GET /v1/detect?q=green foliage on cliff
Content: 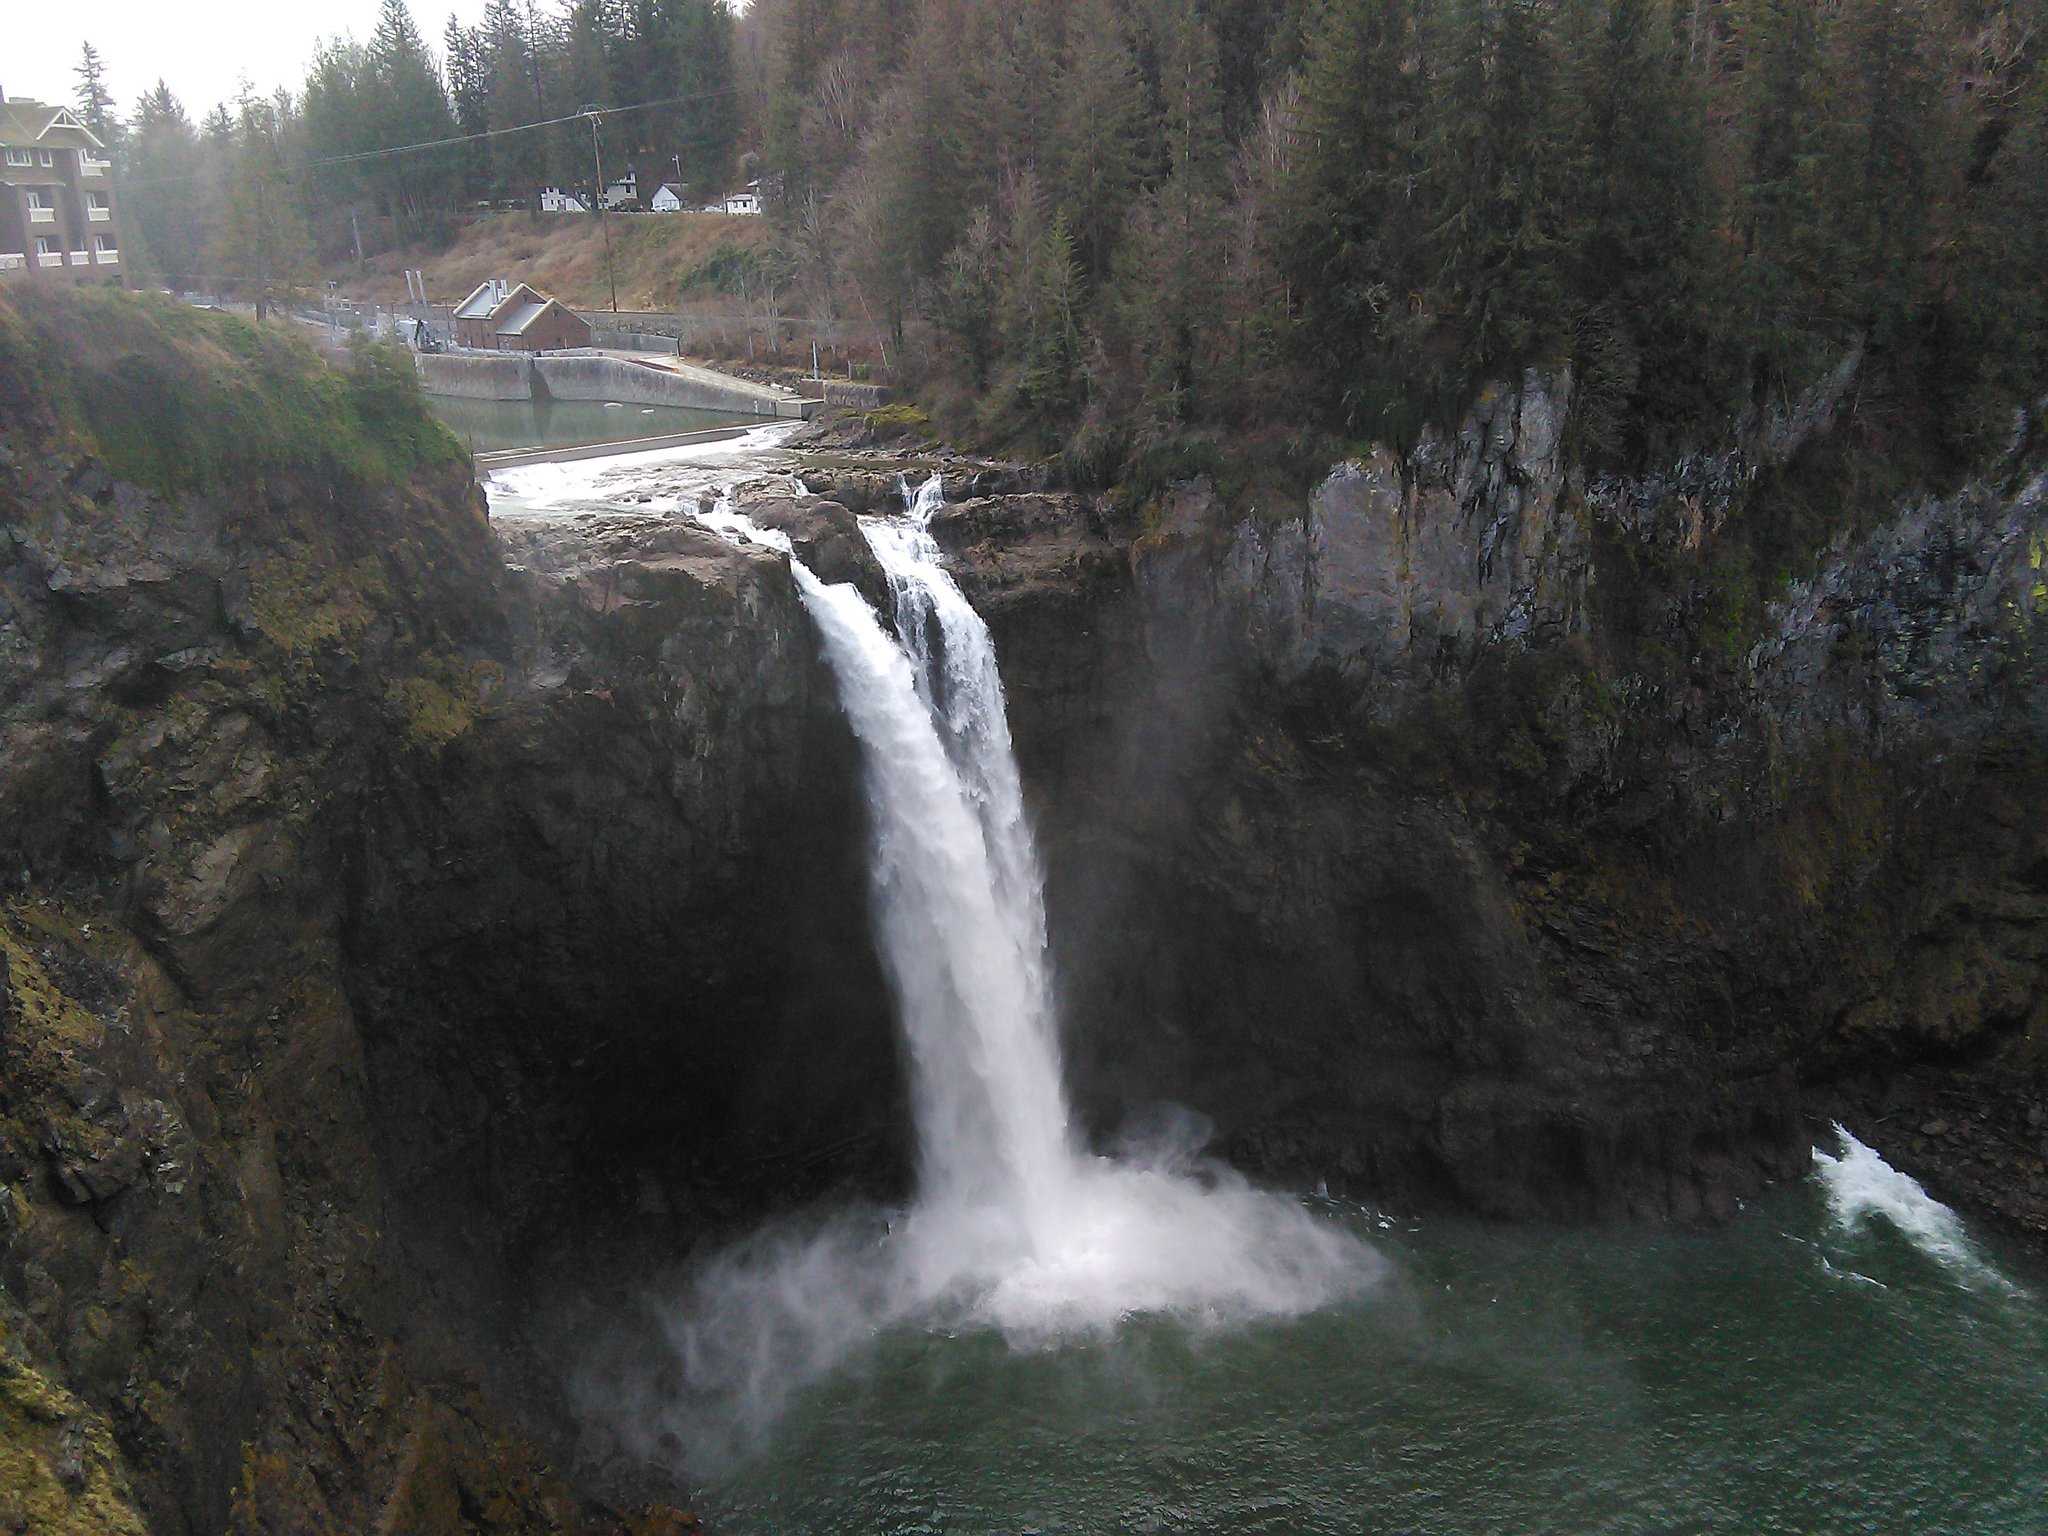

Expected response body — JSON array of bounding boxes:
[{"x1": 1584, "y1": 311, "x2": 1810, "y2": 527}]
[{"x1": 0, "y1": 288, "x2": 464, "y2": 496}]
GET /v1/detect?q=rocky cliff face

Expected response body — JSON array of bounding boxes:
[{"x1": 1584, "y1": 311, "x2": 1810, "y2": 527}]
[
  {"x1": 927, "y1": 372, "x2": 2048, "y2": 1242},
  {"x1": 0, "y1": 299, "x2": 896, "y2": 1534},
  {"x1": 4, "y1": 291, "x2": 2045, "y2": 1536}
]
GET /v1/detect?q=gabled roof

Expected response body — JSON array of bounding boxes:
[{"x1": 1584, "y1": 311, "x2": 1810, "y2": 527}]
[
  {"x1": 0, "y1": 100, "x2": 105, "y2": 152},
  {"x1": 495, "y1": 300, "x2": 552, "y2": 336},
  {"x1": 455, "y1": 279, "x2": 513, "y2": 320}
]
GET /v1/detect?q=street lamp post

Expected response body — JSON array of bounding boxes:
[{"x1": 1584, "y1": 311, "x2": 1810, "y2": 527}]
[{"x1": 582, "y1": 105, "x2": 618, "y2": 314}]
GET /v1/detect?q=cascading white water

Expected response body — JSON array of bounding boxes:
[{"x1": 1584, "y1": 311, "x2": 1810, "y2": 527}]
[
  {"x1": 797, "y1": 474, "x2": 1071, "y2": 1252},
  {"x1": 772, "y1": 476, "x2": 1374, "y2": 1327},
  {"x1": 575, "y1": 471, "x2": 1379, "y2": 1464}
]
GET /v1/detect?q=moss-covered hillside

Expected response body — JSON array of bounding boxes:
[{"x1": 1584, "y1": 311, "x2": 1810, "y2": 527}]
[{"x1": 0, "y1": 287, "x2": 465, "y2": 495}]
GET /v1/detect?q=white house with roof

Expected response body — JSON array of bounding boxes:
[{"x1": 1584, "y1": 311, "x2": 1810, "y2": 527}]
[
  {"x1": 539, "y1": 185, "x2": 588, "y2": 213},
  {"x1": 601, "y1": 172, "x2": 638, "y2": 210},
  {"x1": 649, "y1": 183, "x2": 687, "y2": 213}
]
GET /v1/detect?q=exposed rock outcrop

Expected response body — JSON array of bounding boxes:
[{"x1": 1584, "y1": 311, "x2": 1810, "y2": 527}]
[{"x1": 1213, "y1": 371, "x2": 1587, "y2": 692}]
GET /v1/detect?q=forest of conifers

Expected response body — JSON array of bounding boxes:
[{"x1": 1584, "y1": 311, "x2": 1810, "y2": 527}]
[{"x1": 83, "y1": 0, "x2": 2048, "y2": 467}]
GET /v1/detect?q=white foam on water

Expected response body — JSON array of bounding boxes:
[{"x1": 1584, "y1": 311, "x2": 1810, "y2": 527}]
[
  {"x1": 1812, "y1": 1123, "x2": 2021, "y2": 1294},
  {"x1": 585, "y1": 475, "x2": 1380, "y2": 1467},
  {"x1": 482, "y1": 419, "x2": 802, "y2": 520}
]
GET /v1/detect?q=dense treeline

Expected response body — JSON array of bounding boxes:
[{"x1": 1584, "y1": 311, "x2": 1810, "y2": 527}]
[
  {"x1": 99, "y1": 0, "x2": 740, "y2": 289},
  {"x1": 749, "y1": 0, "x2": 2048, "y2": 465},
  {"x1": 73, "y1": 0, "x2": 2048, "y2": 466}
]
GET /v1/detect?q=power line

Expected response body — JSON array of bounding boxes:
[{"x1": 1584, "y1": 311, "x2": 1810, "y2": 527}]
[{"x1": 119, "y1": 88, "x2": 740, "y2": 190}]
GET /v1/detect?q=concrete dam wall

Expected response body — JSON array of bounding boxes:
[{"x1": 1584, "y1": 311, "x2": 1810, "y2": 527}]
[
  {"x1": 417, "y1": 350, "x2": 813, "y2": 418},
  {"x1": 417, "y1": 352, "x2": 533, "y2": 400}
]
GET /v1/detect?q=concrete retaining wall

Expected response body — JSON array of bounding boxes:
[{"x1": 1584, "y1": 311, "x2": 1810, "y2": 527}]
[
  {"x1": 417, "y1": 353, "x2": 533, "y2": 400},
  {"x1": 534, "y1": 354, "x2": 795, "y2": 417},
  {"x1": 415, "y1": 349, "x2": 815, "y2": 417},
  {"x1": 590, "y1": 330, "x2": 682, "y2": 354},
  {"x1": 822, "y1": 381, "x2": 893, "y2": 409}
]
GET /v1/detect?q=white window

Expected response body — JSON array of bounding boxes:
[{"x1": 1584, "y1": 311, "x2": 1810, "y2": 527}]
[
  {"x1": 25, "y1": 191, "x2": 47, "y2": 209},
  {"x1": 37, "y1": 150, "x2": 53, "y2": 167},
  {"x1": 35, "y1": 236, "x2": 56, "y2": 255},
  {"x1": 93, "y1": 234, "x2": 115, "y2": 253},
  {"x1": 4, "y1": 149, "x2": 31, "y2": 167}
]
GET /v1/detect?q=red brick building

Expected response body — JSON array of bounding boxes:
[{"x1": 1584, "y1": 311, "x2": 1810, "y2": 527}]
[{"x1": 451, "y1": 280, "x2": 592, "y2": 352}]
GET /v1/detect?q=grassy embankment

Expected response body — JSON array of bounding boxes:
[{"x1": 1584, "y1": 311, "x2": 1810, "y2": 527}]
[{"x1": 0, "y1": 286, "x2": 465, "y2": 496}]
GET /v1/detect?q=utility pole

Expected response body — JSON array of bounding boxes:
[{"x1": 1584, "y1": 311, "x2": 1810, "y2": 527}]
[{"x1": 583, "y1": 105, "x2": 617, "y2": 314}]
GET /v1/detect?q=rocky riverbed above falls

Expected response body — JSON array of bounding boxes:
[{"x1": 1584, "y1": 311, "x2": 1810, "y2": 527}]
[{"x1": 2, "y1": 289, "x2": 2045, "y2": 1534}]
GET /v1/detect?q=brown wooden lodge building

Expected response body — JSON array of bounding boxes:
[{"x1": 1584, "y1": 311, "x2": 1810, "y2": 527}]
[{"x1": 0, "y1": 98, "x2": 122, "y2": 286}]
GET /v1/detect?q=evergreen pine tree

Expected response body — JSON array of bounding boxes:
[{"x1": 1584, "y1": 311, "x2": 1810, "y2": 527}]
[
  {"x1": 214, "y1": 98, "x2": 314, "y2": 314},
  {"x1": 1051, "y1": 0, "x2": 1146, "y2": 280},
  {"x1": 74, "y1": 43, "x2": 120, "y2": 146},
  {"x1": 123, "y1": 83, "x2": 207, "y2": 284},
  {"x1": 1557, "y1": 0, "x2": 1726, "y2": 443},
  {"x1": 1277, "y1": 0, "x2": 1433, "y2": 437},
  {"x1": 1728, "y1": 0, "x2": 1830, "y2": 401},
  {"x1": 1114, "y1": 0, "x2": 1231, "y2": 419},
  {"x1": 1424, "y1": 0, "x2": 1567, "y2": 394}
]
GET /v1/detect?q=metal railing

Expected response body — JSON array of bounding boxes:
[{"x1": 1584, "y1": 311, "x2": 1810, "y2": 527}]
[
  {"x1": 37, "y1": 252, "x2": 61, "y2": 268},
  {"x1": 0, "y1": 253, "x2": 23, "y2": 272},
  {"x1": 87, "y1": 207, "x2": 110, "y2": 222},
  {"x1": 95, "y1": 250, "x2": 118, "y2": 265},
  {"x1": 81, "y1": 158, "x2": 109, "y2": 177},
  {"x1": 67, "y1": 251, "x2": 88, "y2": 266},
  {"x1": 27, "y1": 207, "x2": 54, "y2": 224}
]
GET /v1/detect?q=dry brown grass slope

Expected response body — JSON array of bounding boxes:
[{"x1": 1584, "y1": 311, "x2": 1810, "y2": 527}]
[{"x1": 340, "y1": 210, "x2": 772, "y2": 312}]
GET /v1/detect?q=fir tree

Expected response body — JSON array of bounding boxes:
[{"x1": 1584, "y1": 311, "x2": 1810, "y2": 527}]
[
  {"x1": 1277, "y1": 0, "x2": 1433, "y2": 437},
  {"x1": 1729, "y1": 0, "x2": 1830, "y2": 401},
  {"x1": 1052, "y1": 0, "x2": 1146, "y2": 280},
  {"x1": 214, "y1": 98, "x2": 314, "y2": 315},
  {"x1": 1424, "y1": 0, "x2": 1567, "y2": 393},
  {"x1": 74, "y1": 43, "x2": 120, "y2": 146}
]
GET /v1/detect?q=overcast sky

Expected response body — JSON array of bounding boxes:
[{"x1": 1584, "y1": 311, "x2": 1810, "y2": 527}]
[{"x1": 9, "y1": 1, "x2": 495, "y2": 126}]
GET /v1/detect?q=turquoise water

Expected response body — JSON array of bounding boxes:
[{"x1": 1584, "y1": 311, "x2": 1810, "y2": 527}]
[
  {"x1": 685, "y1": 1175, "x2": 2047, "y2": 1535},
  {"x1": 427, "y1": 395, "x2": 748, "y2": 453}
]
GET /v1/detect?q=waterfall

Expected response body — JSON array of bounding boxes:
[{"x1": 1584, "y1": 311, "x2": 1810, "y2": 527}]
[
  {"x1": 583, "y1": 473, "x2": 1379, "y2": 1463},
  {"x1": 775, "y1": 475, "x2": 1374, "y2": 1329},
  {"x1": 788, "y1": 475, "x2": 1070, "y2": 1248}
]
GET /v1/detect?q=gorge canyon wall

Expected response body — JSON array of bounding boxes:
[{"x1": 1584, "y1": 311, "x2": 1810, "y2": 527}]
[{"x1": 2, "y1": 293, "x2": 2045, "y2": 1533}]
